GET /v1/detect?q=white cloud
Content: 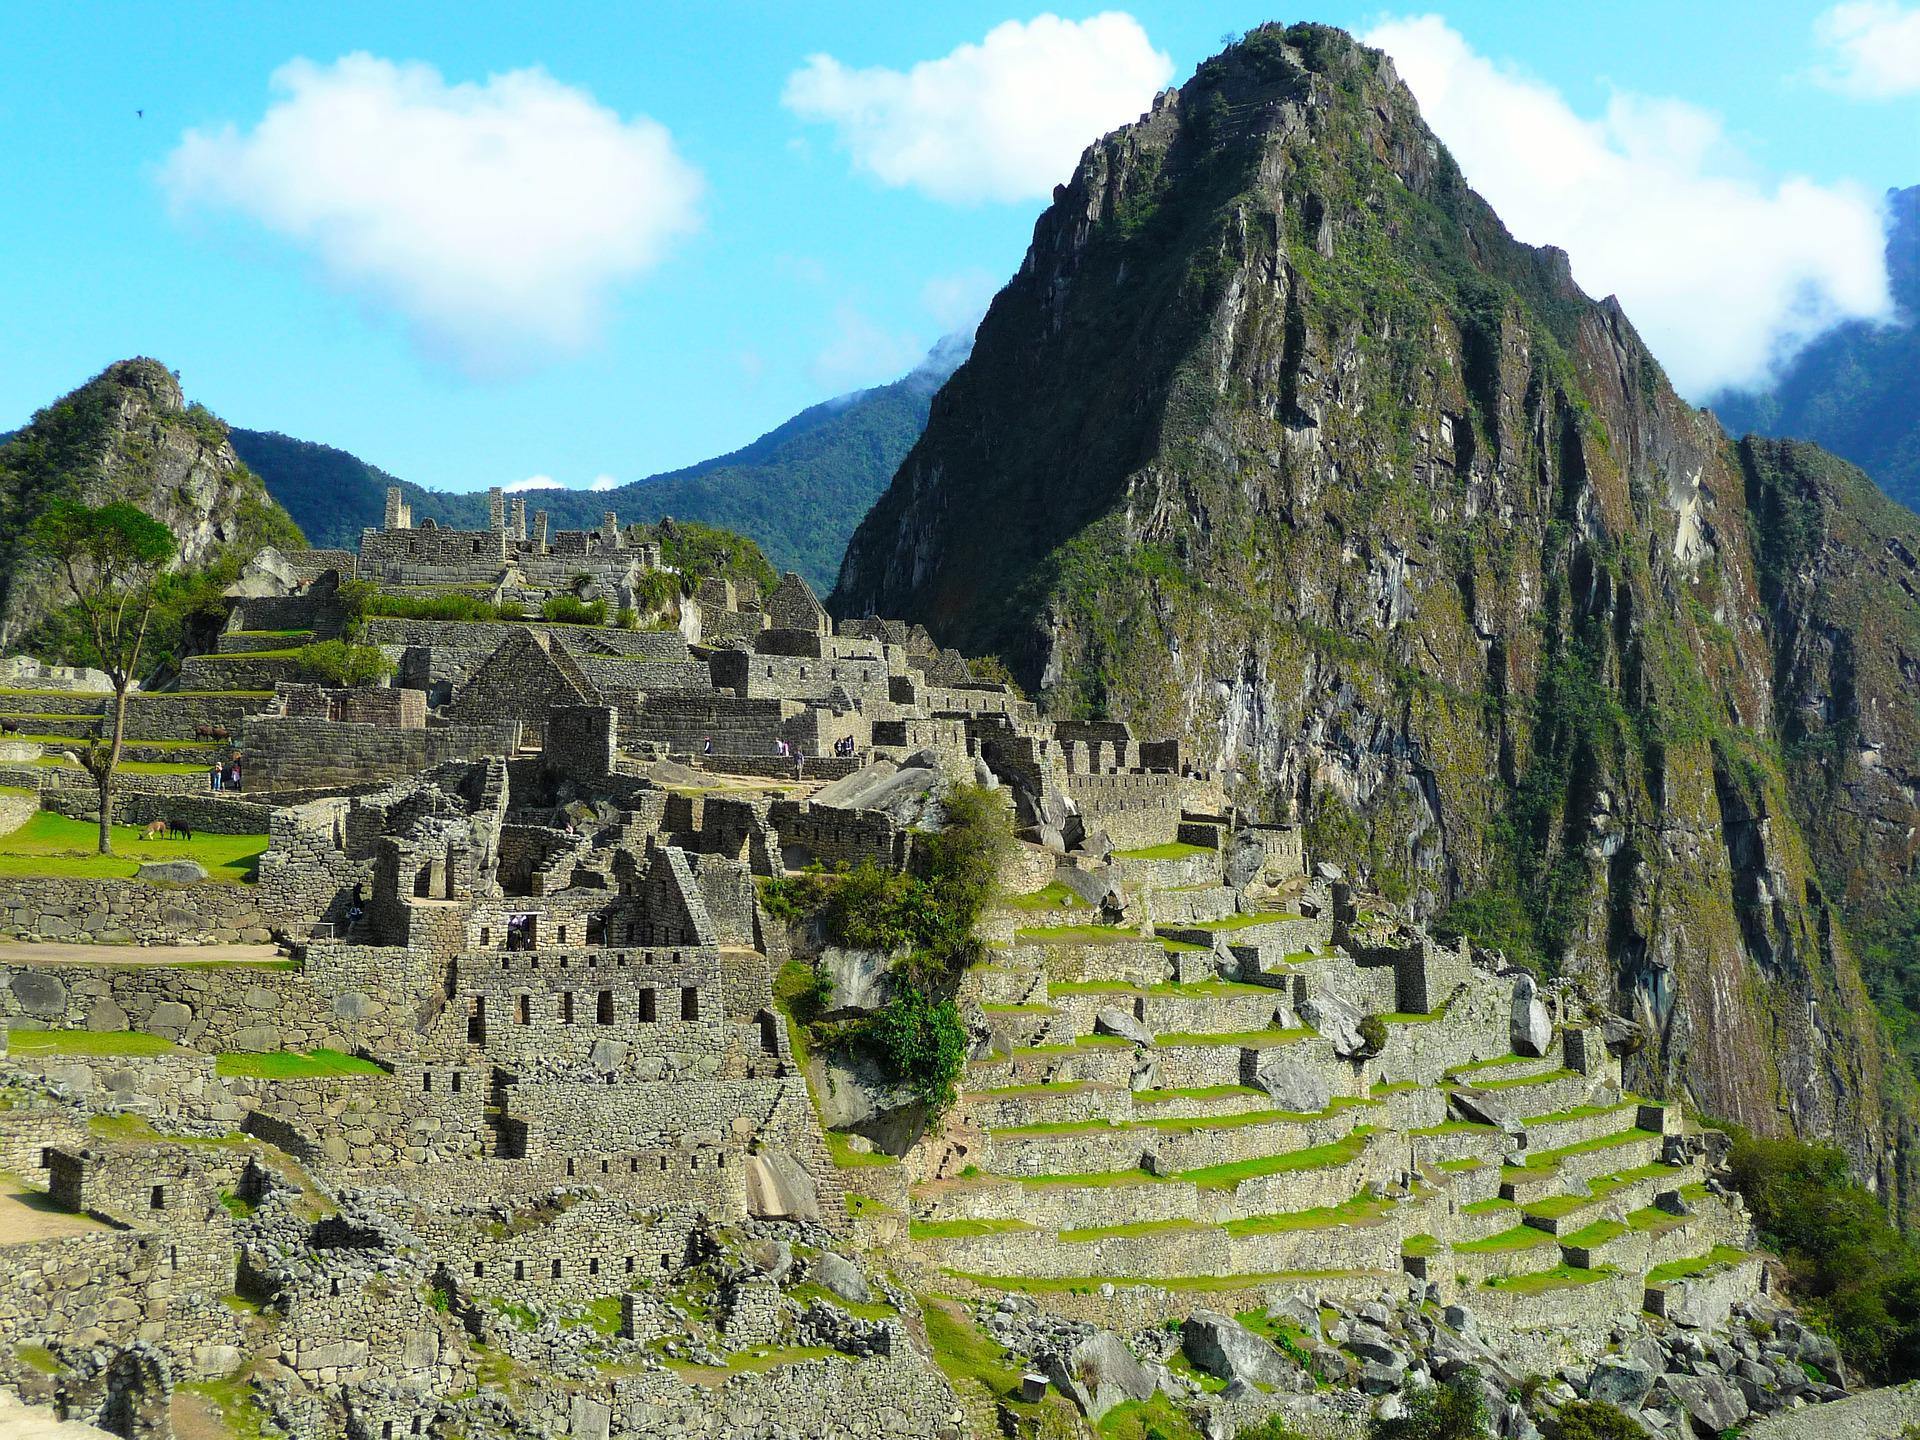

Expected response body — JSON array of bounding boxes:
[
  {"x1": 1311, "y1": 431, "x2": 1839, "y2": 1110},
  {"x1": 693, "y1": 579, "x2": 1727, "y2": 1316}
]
[
  {"x1": 1814, "y1": 2, "x2": 1920, "y2": 97},
  {"x1": 505, "y1": 475, "x2": 564, "y2": 493},
  {"x1": 783, "y1": 13, "x2": 1173, "y2": 204},
  {"x1": 1365, "y1": 16, "x2": 1892, "y2": 397},
  {"x1": 922, "y1": 267, "x2": 1001, "y2": 330},
  {"x1": 588, "y1": 474, "x2": 619, "y2": 492},
  {"x1": 162, "y1": 54, "x2": 703, "y2": 373},
  {"x1": 812, "y1": 306, "x2": 925, "y2": 391}
]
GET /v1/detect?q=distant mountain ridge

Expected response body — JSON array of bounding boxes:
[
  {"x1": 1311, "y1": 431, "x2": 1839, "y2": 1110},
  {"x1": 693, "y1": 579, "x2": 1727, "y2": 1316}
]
[
  {"x1": 231, "y1": 334, "x2": 971, "y2": 590},
  {"x1": 1713, "y1": 185, "x2": 1920, "y2": 510}
]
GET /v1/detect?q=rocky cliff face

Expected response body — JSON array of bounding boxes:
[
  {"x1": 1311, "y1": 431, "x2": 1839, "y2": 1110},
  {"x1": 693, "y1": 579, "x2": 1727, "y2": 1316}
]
[
  {"x1": 0, "y1": 359, "x2": 290, "y2": 646},
  {"x1": 834, "y1": 25, "x2": 1920, "y2": 1210}
]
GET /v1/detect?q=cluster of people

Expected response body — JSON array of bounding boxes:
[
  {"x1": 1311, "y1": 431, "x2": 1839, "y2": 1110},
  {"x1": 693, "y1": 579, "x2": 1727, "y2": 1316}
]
[
  {"x1": 207, "y1": 756, "x2": 243, "y2": 792},
  {"x1": 831, "y1": 734, "x2": 857, "y2": 757}
]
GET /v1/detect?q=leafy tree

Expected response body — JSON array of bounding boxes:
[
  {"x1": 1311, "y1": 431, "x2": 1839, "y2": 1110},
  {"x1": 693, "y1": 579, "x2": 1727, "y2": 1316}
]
[
  {"x1": 293, "y1": 640, "x2": 397, "y2": 688},
  {"x1": 1368, "y1": 1369, "x2": 1489, "y2": 1440},
  {"x1": 859, "y1": 982, "x2": 966, "y2": 1115},
  {"x1": 27, "y1": 500, "x2": 176, "y2": 853}
]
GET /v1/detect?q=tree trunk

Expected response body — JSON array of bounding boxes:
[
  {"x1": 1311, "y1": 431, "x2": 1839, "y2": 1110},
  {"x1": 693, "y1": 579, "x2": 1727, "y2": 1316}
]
[{"x1": 96, "y1": 681, "x2": 131, "y2": 855}]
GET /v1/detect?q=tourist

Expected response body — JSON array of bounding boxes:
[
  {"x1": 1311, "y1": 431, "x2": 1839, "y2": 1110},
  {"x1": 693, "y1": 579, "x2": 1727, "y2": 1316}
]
[
  {"x1": 227, "y1": 757, "x2": 242, "y2": 791},
  {"x1": 208, "y1": 762, "x2": 222, "y2": 792},
  {"x1": 345, "y1": 883, "x2": 364, "y2": 932},
  {"x1": 702, "y1": 736, "x2": 712, "y2": 756}
]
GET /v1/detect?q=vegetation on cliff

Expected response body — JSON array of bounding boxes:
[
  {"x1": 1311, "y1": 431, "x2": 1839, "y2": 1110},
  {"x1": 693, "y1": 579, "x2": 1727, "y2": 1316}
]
[{"x1": 832, "y1": 22, "x2": 1920, "y2": 1213}]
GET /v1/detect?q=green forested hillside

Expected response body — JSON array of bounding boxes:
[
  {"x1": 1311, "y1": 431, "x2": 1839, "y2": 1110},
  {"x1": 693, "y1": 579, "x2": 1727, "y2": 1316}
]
[
  {"x1": 1714, "y1": 185, "x2": 1920, "y2": 511},
  {"x1": 232, "y1": 334, "x2": 967, "y2": 590}
]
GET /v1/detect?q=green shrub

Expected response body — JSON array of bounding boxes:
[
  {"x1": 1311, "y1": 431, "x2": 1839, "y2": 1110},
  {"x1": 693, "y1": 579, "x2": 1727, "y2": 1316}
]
[
  {"x1": 1357, "y1": 1013, "x2": 1389, "y2": 1055},
  {"x1": 539, "y1": 595, "x2": 607, "y2": 626},
  {"x1": 614, "y1": 605, "x2": 638, "y2": 630},
  {"x1": 294, "y1": 640, "x2": 397, "y2": 688},
  {"x1": 857, "y1": 982, "x2": 966, "y2": 1116},
  {"x1": 1545, "y1": 1400, "x2": 1641, "y2": 1440},
  {"x1": 1234, "y1": 1415, "x2": 1316, "y2": 1440},
  {"x1": 1368, "y1": 1367, "x2": 1488, "y2": 1439}
]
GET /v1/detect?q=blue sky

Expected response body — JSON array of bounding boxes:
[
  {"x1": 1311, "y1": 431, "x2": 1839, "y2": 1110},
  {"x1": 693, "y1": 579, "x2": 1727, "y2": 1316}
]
[{"x1": 1, "y1": 3, "x2": 1916, "y2": 497}]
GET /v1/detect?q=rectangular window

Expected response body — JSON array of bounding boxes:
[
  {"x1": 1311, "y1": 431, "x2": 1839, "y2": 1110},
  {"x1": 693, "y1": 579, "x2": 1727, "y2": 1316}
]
[
  {"x1": 637, "y1": 988, "x2": 654, "y2": 1023},
  {"x1": 149, "y1": 1186, "x2": 165, "y2": 1210},
  {"x1": 598, "y1": 990, "x2": 614, "y2": 1024},
  {"x1": 516, "y1": 994, "x2": 531, "y2": 1026},
  {"x1": 451, "y1": 1072, "x2": 463, "y2": 1094},
  {"x1": 422, "y1": 1072, "x2": 433, "y2": 1093},
  {"x1": 562, "y1": 991, "x2": 575, "y2": 1024},
  {"x1": 681, "y1": 987, "x2": 699, "y2": 1022},
  {"x1": 557, "y1": 924, "x2": 567, "y2": 945},
  {"x1": 551, "y1": 1259, "x2": 562, "y2": 1279}
]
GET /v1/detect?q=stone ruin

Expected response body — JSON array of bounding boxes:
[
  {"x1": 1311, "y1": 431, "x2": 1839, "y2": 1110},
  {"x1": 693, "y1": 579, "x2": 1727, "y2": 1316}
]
[{"x1": 0, "y1": 519, "x2": 1877, "y2": 1439}]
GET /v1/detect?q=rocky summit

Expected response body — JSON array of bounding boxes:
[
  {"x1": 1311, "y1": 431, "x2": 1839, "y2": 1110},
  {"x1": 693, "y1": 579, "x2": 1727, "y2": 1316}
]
[
  {"x1": 1, "y1": 17, "x2": 1919, "y2": 1440},
  {"x1": 834, "y1": 23, "x2": 1920, "y2": 1221}
]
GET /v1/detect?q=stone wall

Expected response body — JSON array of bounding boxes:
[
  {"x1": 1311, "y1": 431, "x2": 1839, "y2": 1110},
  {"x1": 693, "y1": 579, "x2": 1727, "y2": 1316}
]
[
  {"x1": 455, "y1": 947, "x2": 728, "y2": 1071},
  {"x1": 40, "y1": 786, "x2": 274, "y2": 834},
  {"x1": 241, "y1": 716, "x2": 517, "y2": 793},
  {"x1": 0, "y1": 877, "x2": 275, "y2": 945}
]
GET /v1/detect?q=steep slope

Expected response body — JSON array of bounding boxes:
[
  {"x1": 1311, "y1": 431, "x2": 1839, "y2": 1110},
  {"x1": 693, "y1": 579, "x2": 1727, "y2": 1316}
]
[
  {"x1": 1714, "y1": 186, "x2": 1920, "y2": 510},
  {"x1": 0, "y1": 359, "x2": 298, "y2": 646},
  {"x1": 835, "y1": 24, "x2": 1920, "y2": 1208},
  {"x1": 235, "y1": 334, "x2": 968, "y2": 591}
]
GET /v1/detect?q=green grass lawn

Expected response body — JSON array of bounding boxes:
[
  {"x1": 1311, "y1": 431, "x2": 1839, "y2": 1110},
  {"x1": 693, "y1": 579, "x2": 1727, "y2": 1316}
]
[
  {"x1": 1560, "y1": 1219, "x2": 1628, "y2": 1250},
  {"x1": 1222, "y1": 1192, "x2": 1391, "y2": 1235},
  {"x1": 214, "y1": 1049, "x2": 386, "y2": 1079},
  {"x1": 824, "y1": 1130, "x2": 898, "y2": 1168},
  {"x1": 32, "y1": 756, "x2": 210, "y2": 775},
  {"x1": 1503, "y1": 1128, "x2": 1663, "y2": 1180},
  {"x1": 1112, "y1": 841, "x2": 1216, "y2": 860},
  {"x1": 1454, "y1": 1223, "x2": 1557, "y2": 1254},
  {"x1": 0, "y1": 811, "x2": 267, "y2": 884},
  {"x1": 1132, "y1": 1084, "x2": 1267, "y2": 1104},
  {"x1": 9, "y1": 1029, "x2": 184, "y2": 1057},
  {"x1": 1469, "y1": 1066, "x2": 1577, "y2": 1091},
  {"x1": 1059, "y1": 1217, "x2": 1203, "y2": 1242},
  {"x1": 910, "y1": 1217, "x2": 1032, "y2": 1239}
]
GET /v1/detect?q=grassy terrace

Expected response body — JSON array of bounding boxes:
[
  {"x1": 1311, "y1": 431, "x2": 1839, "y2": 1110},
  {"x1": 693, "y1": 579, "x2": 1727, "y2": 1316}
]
[
  {"x1": 10, "y1": 1029, "x2": 184, "y2": 1058},
  {"x1": 993, "y1": 1096, "x2": 1375, "y2": 1138},
  {"x1": 1014, "y1": 925, "x2": 1142, "y2": 945},
  {"x1": 32, "y1": 757, "x2": 211, "y2": 776},
  {"x1": 1059, "y1": 1217, "x2": 1202, "y2": 1242},
  {"x1": 1048, "y1": 979, "x2": 1285, "y2": 998},
  {"x1": 1154, "y1": 1026, "x2": 1314, "y2": 1048},
  {"x1": 1221, "y1": 1192, "x2": 1392, "y2": 1235},
  {"x1": 1522, "y1": 1163, "x2": 1678, "y2": 1220},
  {"x1": 1485, "y1": 1263, "x2": 1613, "y2": 1295},
  {"x1": 214, "y1": 1049, "x2": 386, "y2": 1079},
  {"x1": 1111, "y1": 841, "x2": 1216, "y2": 860},
  {"x1": 1001, "y1": 882, "x2": 1083, "y2": 911},
  {"x1": 1446, "y1": 1054, "x2": 1539, "y2": 1078},
  {"x1": 1174, "y1": 911, "x2": 1302, "y2": 932},
  {"x1": 1468, "y1": 1066, "x2": 1577, "y2": 1091},
  {"x1": 1180, "y1": 1127, "x2": 1375, "y2": 1188},
  {"x1": 1455, "y1": 1223, "x2": 1557, "y2": 1254},
  {"x1": 1133, "y1": 1084, "x2": 1265, "y2": 1105},
  {"x1": 1647, "y1": 1246, "x2": 1749, "y2": 1284},
  {"x1": 941, "y1": 1268, "x2": 1369, "y2": 1295},
  {"x1": 1502, "y1": 1128, "x2": 1663, "y2": 1180},
  {"x1": 0, "y1": 813, "x2": 267, "y2": 884},
  {"x1": 910, "y1": 1218, "x2": 1033, "y2": 1239}
]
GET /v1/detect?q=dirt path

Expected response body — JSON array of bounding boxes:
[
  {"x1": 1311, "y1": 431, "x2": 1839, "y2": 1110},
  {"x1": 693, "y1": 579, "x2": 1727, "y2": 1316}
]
[
  {"x1": 0, "y1": 1392, "x2": 115, "y2": 1439},
  {"x1": 0, "y1": 1176, "x2": 106, "y2": 1246},
  {"x1": 0, "y1": 942, "x2": 285, "y2": 967}
]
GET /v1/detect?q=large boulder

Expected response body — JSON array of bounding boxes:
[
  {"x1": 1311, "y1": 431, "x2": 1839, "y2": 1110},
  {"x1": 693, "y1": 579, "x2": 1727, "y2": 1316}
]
[
  {"x1": 743, "y1": 1150, "x2": 820, "y2": 1223},
  {"x1": 810, "y1": 1251, "x2": 871, "y2": 1304},
  {"x1": 222, "y1": 546, "x2": 302, "y2": 598},
  {"x1": 1511, "y1": 973, "x2": 1552, "y2": 1057},
  {"x1": 1587, "y1": 1358, "x2": 1656, "y2": 1409},
  {"x1": 812, "y1": 1047, "x2": 924, "y2": 1150},
  {"x1": 10, "y1": 972, "x2": 68, "y2": 1020},
  {"x1": 1656, "y1": 1373, "x2": 1748, "y2": 1433},
  {"x1": 1046, "y1": 1330, "x2": 1155, "y2": 1422},
  {"x1": 1253, "y1": 1052, "x2": 1331, "y2": 1114},
  {"x1": 1094, "y1": 1007, "x2": 1155, "y2": 1047},
  {"x1": 811, "y1": 756, "x2": 944, "y2": 827},
  {"x1": 1181, "y1": 1312, "x2": 1293, "y2": 1388},
  {"x1": 1300, "y1": 989, "x2": 1367, "y2": 1058},
  {"x1": 817, "y1": 947, "x2": 894, "y2": 1016}
]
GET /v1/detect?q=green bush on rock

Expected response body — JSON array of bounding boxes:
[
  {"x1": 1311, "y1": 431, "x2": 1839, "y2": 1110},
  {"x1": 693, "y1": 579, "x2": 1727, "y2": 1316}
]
[{"x1": 294, "y1": 639, "x2": 397, "y2": 688}]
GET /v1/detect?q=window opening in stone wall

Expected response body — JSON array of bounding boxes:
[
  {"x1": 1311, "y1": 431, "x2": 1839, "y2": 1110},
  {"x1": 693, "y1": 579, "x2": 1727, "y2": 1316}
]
[
  {"x1": 474, "y1": 1262, "x2": 484, "y2": 1278},
  {"x1": 551, "y1": 1259, "x2": 562, "y2": 1278},
  {"x1": 516, "y1": 994, "x2": 530, "y2": 1026},
  {"x1": 515, "y1": 1261, "x2": 524, "y2": 1280},
  {"x1": 469, "y1": 997, "x2": 486, "y2": 1045},
  {"x1": 637, "y1": 988, "x2": 654, "y2": 1022},
  {"x1": 562, "y1": 991, "x2": 575, "y2": 1024},
  {"x1": 422, "y1": 1072, "x2": 432, "y2": 1093},
  {"x1": 681, "y1": 987, "x2": 699, "y2": 1021},
  {"x1": 149, "y1": 1186, "x2": 165, "y2": 1209},
  {"x1": 451, "y1": 1071, "x2": 462, "y2": 1093},
  {"x1": 557, "y1": 924, "x2": 566, "y2": 945},
  {"x1": 598, "y1": 990, "x2": 614, "y2": 1024},
  {"x1": 481, "y1": 927, "x2": 490, "y2": 947},
  {"x1": 589, "y1": 1258, "x2": 600, "y2": 1275}
]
